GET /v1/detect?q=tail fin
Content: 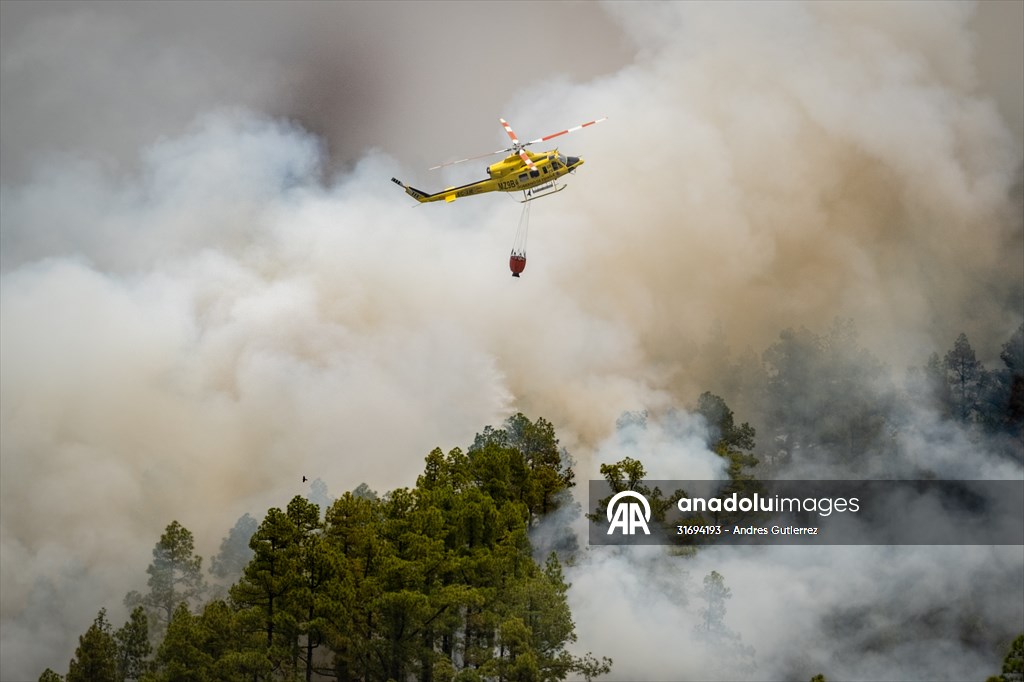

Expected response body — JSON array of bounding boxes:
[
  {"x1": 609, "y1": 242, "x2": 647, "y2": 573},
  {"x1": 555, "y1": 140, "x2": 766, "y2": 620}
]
[{"x1": 391, "y1": 177, "x2": 437, "y2": 203}]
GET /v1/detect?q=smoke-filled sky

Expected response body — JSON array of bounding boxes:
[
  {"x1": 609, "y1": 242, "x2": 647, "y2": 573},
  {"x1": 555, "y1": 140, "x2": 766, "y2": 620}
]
[{"x1": 1, "y1": 2, "x2": 1022, "y2": 680}]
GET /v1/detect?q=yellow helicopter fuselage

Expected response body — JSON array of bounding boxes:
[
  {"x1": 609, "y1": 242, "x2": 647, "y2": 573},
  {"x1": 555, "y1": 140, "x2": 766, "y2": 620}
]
[{"x1": 391, "y1": 150, "x2": 583, "y2": 204}]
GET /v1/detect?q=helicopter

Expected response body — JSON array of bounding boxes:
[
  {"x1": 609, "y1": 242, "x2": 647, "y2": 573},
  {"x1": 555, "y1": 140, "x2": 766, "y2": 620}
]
[{"x1": 391, "y1": 116, "x2": 606, "y2": 204}]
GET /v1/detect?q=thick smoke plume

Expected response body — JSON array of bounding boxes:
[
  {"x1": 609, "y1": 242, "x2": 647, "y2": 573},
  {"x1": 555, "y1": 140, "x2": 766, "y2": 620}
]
[{"x1": 1, "y1": 2, "x2": 1021, "y2": 680}]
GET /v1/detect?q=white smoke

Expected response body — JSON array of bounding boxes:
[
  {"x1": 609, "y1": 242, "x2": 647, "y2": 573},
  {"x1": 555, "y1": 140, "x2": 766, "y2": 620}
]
[{"x1": 564, "y1": 409, "x2": 1023, "y2": 681}]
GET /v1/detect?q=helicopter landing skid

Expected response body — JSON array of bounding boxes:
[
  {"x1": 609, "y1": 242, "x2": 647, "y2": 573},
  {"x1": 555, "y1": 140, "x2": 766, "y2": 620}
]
[{"x1": 520, "y1": 182, "x2": 566, "y2": 203}]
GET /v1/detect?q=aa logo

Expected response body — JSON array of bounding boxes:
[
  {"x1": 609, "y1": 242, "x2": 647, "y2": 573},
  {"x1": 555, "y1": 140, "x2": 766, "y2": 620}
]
[{"x1": 606, "y1": 490, "x2": 652, "y2": 535}]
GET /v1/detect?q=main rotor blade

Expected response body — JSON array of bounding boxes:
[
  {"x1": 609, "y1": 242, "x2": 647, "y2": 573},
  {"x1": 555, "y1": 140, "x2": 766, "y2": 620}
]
[
  {"x1": 519, "y1": 149, "x2": 537, "y2": 172},
  {"x1": 500, "y1": 118, "x2": 521, "y2": 149},
  {"x1": 428, "y1": 147, "x2": 510, "y2": 171},
  {"x1": 428, "y1": 115, "x2": 605, "y2": 171},
  {"x1": 523, "y1": 116, "x2": 608, "y2": 147}
]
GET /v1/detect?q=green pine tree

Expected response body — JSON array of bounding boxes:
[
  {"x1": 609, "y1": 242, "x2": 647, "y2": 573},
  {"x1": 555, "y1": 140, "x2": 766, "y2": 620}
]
[
  {"x1": 114, "y1": 605, "x2": 152, "y2": 681},
  {"x1": 66, "y1": 609, "x2": 118, "y2": 682},
  {"x1": 127, "y1": 521, "x2": 206, "y2": 634},
  {"x1": 229, "y1": 507, "x2": 301, "y2": 673}
]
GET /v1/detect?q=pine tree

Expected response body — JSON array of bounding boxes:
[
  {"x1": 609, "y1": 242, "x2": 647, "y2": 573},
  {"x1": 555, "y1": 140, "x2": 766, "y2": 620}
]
[
  {"x1": 114, "y1": 605, "x2": 152, "y2": 681},
  {"x1": 321, "y1": 490, "x2": 387, "y2": 680},
  {"x1": 1002, "y1": 633, "x2": 1023, "y2": 681},
  {"x1": 696, "y1": 392, "x2": 758, "y2": 478},
  {"x1": 210, "y1": 513, "x2": 258, "y2": 590},
  {"x1": 987, "y1": 324, "x2": 1024, "y2": 435},
  {"x1": 230, "y1": 507, "x2": 301, "y2": 672},
  {"x1": 944, "y1": 332, "x2": 984, "y2": 422},
  {"x1": 470, "y1": 414, "x2": 575, "y2": 522},
  {"x1": 286, "y1": 495, "x2": 331, "y2": 682},
  {"x1": 307, "y1": 477, "x2": 334, "y2": 511},
  {"x1": 696, "y1": 571, "x2": 731, "y2": 636},
  {"x1": 151, "y1": 602, "x2": 213, "y2": 681},
  {"x1": 66, "y1": 609, "x2": 118, "y2": 682},
  {"x1": 915, "y1": 351, "x2": 954, "y2": 418},
  {"x1": 128, "y1": 521, "x2": 206, "y2": 634},
  {"x1": 200, "y1": 599, "x2": 272, "y2": 681}
]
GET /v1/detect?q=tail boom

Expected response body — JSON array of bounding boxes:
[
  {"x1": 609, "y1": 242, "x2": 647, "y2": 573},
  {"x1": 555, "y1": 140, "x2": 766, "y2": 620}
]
[
  {"x1": 391, "y1": 177, "x2": 490, "y2": 203},
  {"x1": 391, "y1": 177, "x2": 439, "y2": 203}
]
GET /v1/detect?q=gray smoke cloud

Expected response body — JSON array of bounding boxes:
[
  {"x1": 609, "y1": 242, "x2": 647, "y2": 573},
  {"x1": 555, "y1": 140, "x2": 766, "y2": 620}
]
[
  {"x1": 0, "y1": 0, "x2": 631, "y2": 184},
  {"x1": 557, "y1": 412, "x2": 1023, "y2": 681},
  {"x1": 1, "y1": 1, "x2": 1022, "y2": 679}
]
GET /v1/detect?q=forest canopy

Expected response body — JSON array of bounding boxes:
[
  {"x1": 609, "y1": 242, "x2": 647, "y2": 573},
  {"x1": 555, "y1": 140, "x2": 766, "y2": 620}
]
[
  {"x1": 41, "y1": 322, "x2": 1024, "y2": 682},
  {"x1": 46, "y1": 414, "x2": 610, "y2": 682}
]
